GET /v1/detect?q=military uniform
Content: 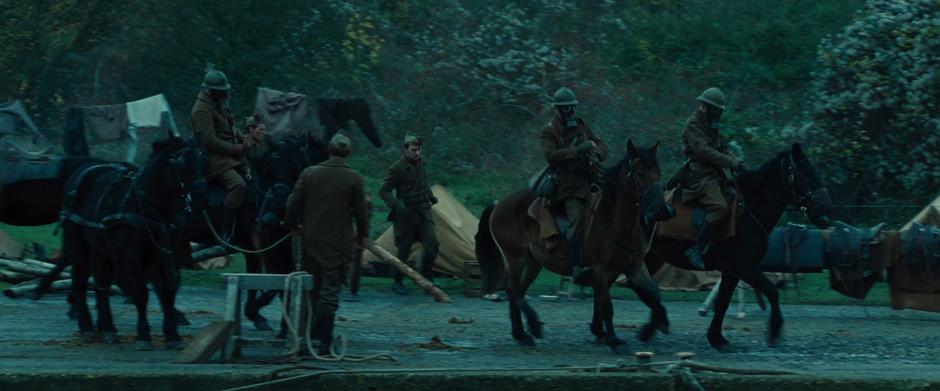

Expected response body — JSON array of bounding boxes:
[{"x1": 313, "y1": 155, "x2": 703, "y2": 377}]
[
  {"x1": 677, "y1": 87, "x2": 743, "y2": 269},
  {"x1": 540, "y1": 87, "x2": 608, "y2": 284},
  {"x1": 379, "y1": 149, "x2": 439, "y2": 289},
  {"x1": 191, "y1": 90, "x2": 249, "y2": 210},
  {"x1": 680, "y1": 108, "x2": 738, "y2": 226},
  {"x1": 284, "y1": 136, "x2": 369, "y2": 354}
]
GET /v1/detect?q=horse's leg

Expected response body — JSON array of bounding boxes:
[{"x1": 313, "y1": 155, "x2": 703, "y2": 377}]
[
  {"x1": 66, "y1": 226, "x2": 94, "y2": 339},
  {"x1": 739, "y1": 265, "x2": 783, "y2": 347},
  {"x1": 505, "y1": 256, "x2": 533, "y2": 346},
  {"x1": 590, "y1": 297, "x2": 604, "y2": 341},
  {"x1": 129, "y1": 267, "x2": 153, "y2": 351},
  {"x1": 243, "y1": 251, "x2": 272, "y2": 331},
  {"x1": 518, "y1": 253, "x2": 544, "y2": 339},
  {"x1": 594, "y1": 279, "x2": 628, "y2": 354},
  {"x1": 94, "y1": 252, "x2": 117, "y2": 343},
  {"x1": 707, "y1": 272, "x2": 740, "y2": 352},
  {"x1": 627, "y1": 264, "x2": 670, "y2": 342},
  {"x1": 149, "y1": 255, "x2": 183, "y2": 349}
]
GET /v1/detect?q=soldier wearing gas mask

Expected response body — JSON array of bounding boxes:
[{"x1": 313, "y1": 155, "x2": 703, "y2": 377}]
[
  {"x1": 678, "y1": 87, "x2": 748, "y2": 269},
  {"x1": 539, "y1": 87, "x2": 608, "y2": 285}
]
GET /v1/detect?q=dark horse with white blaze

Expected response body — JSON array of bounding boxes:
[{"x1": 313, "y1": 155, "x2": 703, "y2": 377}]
[
  {"x1": 57, "y1": 134, "x2": 207, "y2": 349},
  {"x1": 645, "y1": 143, "x2": 833, "y2": 351},
  {"x1": 477, "y1": 140, "x2": 672, "y2": 353}
]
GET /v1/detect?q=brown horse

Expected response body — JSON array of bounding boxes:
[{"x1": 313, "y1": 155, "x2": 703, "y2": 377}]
[{"x1": 477, "y1": 140, "x2": 672, "y2": 353}]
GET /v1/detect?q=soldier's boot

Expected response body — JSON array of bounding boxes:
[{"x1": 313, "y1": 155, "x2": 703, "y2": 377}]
[
  {"x1": 316, "y1": 311, "x2": 337, "y2": 357},
  {"x1": 684, "y1": 222, "x2": 713, "y2": 270},
  {"x1": 419, "y1": 259, "x2": 438, "y2": 288},
  {"x1": 568, "y1": 237, "x2": 592, "y2": 286},
  {"x1": 391, "y1": 271, "x2": 409, "y2": 295},
  {"x1": 219, "y1": 207, "x2": 237, "y2": 243}
]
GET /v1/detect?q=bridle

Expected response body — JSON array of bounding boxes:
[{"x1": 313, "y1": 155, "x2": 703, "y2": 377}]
[{"x1": 772, "y1": 152, "x2": 829, "y2": 211}]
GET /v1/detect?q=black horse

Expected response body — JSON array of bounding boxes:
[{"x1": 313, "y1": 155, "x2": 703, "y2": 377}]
[
  {"x1": 185, "y1": 118, "x2": 382, "y2": 331},
  {"x1": 57, "y1": 134, "x2": 207, "y2": 350},
  {"x1": 644, "y1": 143, "x2": 833, "y2": 351}
]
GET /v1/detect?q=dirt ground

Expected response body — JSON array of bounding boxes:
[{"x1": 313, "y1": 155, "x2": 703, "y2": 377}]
[{"x1": 2, "y1": 284, "x2": 939, "y2": 389}]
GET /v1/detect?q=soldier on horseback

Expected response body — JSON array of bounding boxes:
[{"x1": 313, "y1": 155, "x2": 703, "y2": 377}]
[
  {"x1": 190, "y1": 69, "x2": 251, "y2": 241},
  {"x1": 676, "y1": 87, "x2": 748, "y2": 269},
  {"x1": 539, "y1": 87, "x2": 608, "y2": 285}
]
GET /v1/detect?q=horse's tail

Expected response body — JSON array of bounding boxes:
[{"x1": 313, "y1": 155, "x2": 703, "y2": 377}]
[
  {"x1": 30, "y1": 253, "x2": 69, "y2": 301},
  {"x1": 476, "y1": 202, "x2": 505, "y2": 293}
]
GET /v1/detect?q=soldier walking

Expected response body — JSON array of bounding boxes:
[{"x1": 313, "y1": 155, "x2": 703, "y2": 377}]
[
  {"x1": 284, "y1": 134, "x2": 369, "y2": 355},
  {"x1": 379, "y1": 135, "x2": 439, "y2": 295}
]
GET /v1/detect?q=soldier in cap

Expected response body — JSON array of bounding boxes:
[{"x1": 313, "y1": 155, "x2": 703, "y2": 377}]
[
  {"x1": 284, "y1": 133, "x2": 369, "y2": 355},
  {"x1": 678, "y1": 87, "x2": 748, "y2": 269},
  {"x1": 540, "y1": 87, "x2": 608, "y2": 285},
  {"x1": 243, "y1": 113, "x2": 270, "y2": 163},
  {"x1": 190, "y1": 69, "x2": 250, "y2": 240},
  {"x1": 379, "y1": 135, "x2": 439, "y2": 295}
]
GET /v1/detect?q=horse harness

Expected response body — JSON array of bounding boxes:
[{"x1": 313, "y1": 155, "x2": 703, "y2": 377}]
[{"x1": 60, "y1": 161, "x2": 195, "y2": 254}]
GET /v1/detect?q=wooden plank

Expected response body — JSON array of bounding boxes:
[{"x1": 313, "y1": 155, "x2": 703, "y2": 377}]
[
  {"x1": 220, "y1": 273, "x2": 314, "y2": 290},
  {"x1": 220, "y1": 276, "x2": 240, "y2": 362},
  {"x1": 175, "y1": 320, "x2": 233, "y2": 363}
]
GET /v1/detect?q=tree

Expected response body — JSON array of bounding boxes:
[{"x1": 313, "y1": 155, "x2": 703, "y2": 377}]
[{"x1": 807, "y1": 0, "x2": 940, "y2": 204}]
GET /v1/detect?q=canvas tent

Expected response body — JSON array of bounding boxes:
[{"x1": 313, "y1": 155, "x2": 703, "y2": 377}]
[
  {"x1": 64, "y1": 94, "x2": 179, "y2": 164},
  {"x1": 254, "y1": 87, "x2": 310, "y2": 135},
  {"x1": 362, "y1": 185, "x2": 478, "y2": 277},
  {"x1": 891, "y1": 194, "x2": 940, "y2": 312},
  {"x1": 901, "y1": 194, "x2": 940, "y2": 231},
  {"x1": 0, "y1": 100, "x2": 40, "y2": 140}
]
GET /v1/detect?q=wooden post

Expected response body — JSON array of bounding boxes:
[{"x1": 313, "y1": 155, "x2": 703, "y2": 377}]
[
  {"x1": 363, "y1": 240, "x2": 451, "y2": 303},
  {"x1": 220, "y1": 276, "x2": 241, "y2": 362}
]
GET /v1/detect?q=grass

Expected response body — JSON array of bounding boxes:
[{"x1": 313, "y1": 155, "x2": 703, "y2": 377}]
[{"x1": 2, "y1": 223, "x2": 892, "y2": 306}]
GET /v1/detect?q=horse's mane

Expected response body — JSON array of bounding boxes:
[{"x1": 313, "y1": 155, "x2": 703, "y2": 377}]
[{"x1": 602, "y1": 145, "x2": 658, "y2": 196}]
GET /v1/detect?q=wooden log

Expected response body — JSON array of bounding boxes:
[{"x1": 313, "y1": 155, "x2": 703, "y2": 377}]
[
  {"x1": 363, "y1": 240, "x2": 451, "y2": 303},
  {"x1": 13, "y1": 257, "x2": 71, "y2": 279},
  {"x1": 0, "y1": 269, "x2": 31, "y2": 283},
  {"x1": 0, "y1": 258, "x2": 59, "y2": 277},
  {"x1": 3, "y1": 278, "x2": 122, "y2": 298},
  {"x1": 191, "y1": 245, "x2": 231, "y2": 263}
]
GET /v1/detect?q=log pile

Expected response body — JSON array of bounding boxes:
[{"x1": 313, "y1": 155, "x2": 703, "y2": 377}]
[{"x1": 0, "y1": 253, "x2": 73, "y2": 298}]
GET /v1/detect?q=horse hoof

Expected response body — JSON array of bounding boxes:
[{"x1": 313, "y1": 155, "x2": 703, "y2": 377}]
[
  {"x1": 708, "y1": 333, "x2": 731, "y2": 352},
  {"x1": 175, "y1": 313, "x2": 191, "y2": 326},
  {"x1": 164, "y1": 339, "x2": 185, "y2": 350},
  {"x1": 638, "y1": 325, "x2": 656, "y2": 342},
  {"x1": 135, "y1": 340, "x2": 154, "y2": 351},
  {"x1": 253, "y1": 318, "x2": 272, "y2": 331},
  {"x1": 529, "y1": 322, "x2": 544, "y2": 339},
  {"x1": 698, "y1": 307, "x2": 708, "y2": 317},
  {"x1": 101, "y1": 332, "x2": 118, "y2": 344},
  {"x1": 514, "y1": 335, "x2": 536, "y2": 347},
  {"x1": 80, "y1": 332, "x2": 96, "y2": 343}
]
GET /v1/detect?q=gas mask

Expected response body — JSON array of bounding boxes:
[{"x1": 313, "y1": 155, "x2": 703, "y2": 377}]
[
  {"x1": 706, "y1": 106, "x2": 722, "y2": 130},
  {"x1": 558, "y1": 105, "x2": 578, "y2": 129}
]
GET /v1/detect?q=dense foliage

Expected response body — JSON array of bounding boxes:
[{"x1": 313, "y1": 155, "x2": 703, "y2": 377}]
[{"x1": 7, "y1": 0, "x2": 933, "y2": 226}]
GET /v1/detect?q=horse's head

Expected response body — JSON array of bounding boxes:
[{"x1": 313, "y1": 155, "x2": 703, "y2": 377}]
[
  {"x1": 612, "y1": 139, "x2": 674, "y2": 224},
  {"x1": 781, "y1": 143, "x2": 833, "y2": 229},
  {"x1": 151, "y1": 131, "x2": 208, "y2": 215}
]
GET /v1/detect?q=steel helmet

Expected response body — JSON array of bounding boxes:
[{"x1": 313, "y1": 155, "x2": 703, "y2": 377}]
[
  {"x1": 201, "y1": 69, "x2": 231, "y2": 91},
  {"x1": 552, "y1": 87, "x2": 578, "y2": 106},
  {"x1": 696, "y1": 87, "x2": 726, "y2": 109}
]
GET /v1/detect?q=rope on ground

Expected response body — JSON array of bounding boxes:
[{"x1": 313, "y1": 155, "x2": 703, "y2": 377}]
[
  {"x1": 280, "y1": 271, "x2": 397, "y2": 363},
  {"x1": 224, "y1": 358, "x2": 800, "y2": 391},
  {"x1": 202, "y1": 210, "x2": 292, "y2": 254}
]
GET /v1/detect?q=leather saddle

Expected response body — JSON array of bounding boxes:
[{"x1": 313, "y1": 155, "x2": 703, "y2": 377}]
[
  {"x1": 762, "y1": 223, "x2": 825, "y2": 272},
  {"x1": 525, "y1": 194, "x2": 602, "y2": 262},
  {"x1": 900, "y1": 223, "x2": 940, "y2": 279},
  {"x1": 824, "y1": 221, "x2": 889, "y2": 299},
  {"x1": 655, "y1": 188, "x2": 737, "y2": 243}
]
